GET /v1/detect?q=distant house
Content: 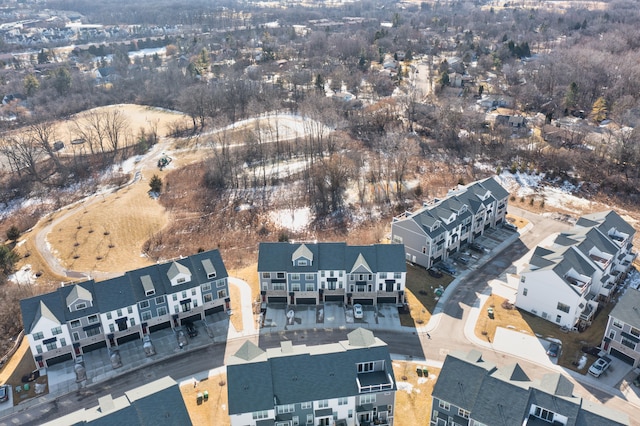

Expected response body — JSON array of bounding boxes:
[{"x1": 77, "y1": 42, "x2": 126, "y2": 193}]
[
  {"x1": 516, "y1": 210, "x2": 636, "y2": 330},
  {"x1": 21, "y1": 250, "x2": 229, "y2": 368},
  {"x1": 43, "y1": 376, "x2": 192, "y2": 425},
  {"x1": 508, "y1": 115, "x2": 526, "y2": 128},
  {"x1": 431, "y1": 350, "x2": 629, "y2": 426},
  {"x1": 227, "y1": 328, "x2": 396, "y2": 426},
  {"x1": 602, "y1": 288, "x2": 640, "y2": 367},
  {"x1": 258, "y1": 242, "x2": 406, "y2": 306},
  {"x1": 391, "y1": 176, "x2": 509, "y2": 270}
]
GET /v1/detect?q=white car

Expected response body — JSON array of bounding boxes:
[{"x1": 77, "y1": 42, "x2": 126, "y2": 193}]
[
  {"x1": 588, "y1": 356, "x2": 611, "y2": 377},
  {"x1": 353, "y1": 304, "x2": 364, "y2": 319}
]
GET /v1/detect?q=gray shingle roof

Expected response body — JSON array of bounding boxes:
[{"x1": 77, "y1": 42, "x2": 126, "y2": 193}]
[
  {"x1": 432, "y1": 351, "x2": 495, "y2": 410},
  {"x1": 227, "y1": 329, "x2": 395, "y2": 416},
  {"x1": 610, "y1": 288, "x2": 640, "y2": 328}
]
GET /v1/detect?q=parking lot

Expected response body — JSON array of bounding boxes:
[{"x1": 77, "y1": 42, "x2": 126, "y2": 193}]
[{"x1": 260, "y1": 302, "x2": 402, "y2": 333}]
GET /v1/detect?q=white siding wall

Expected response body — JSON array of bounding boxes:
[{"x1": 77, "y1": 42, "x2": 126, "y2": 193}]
[{"x1": 28, "y1": 316, "x2": 72, "y2": 356}]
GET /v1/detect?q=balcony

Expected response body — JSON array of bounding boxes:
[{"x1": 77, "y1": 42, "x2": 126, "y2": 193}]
[
  {"x1": 589, "y1": 253, "x2": 612, "y2": 270},
  {"x1": 564, "y1": 275, "x2": 590, "y2": 294},
  {"x1": 356, "y1": 371, "x2": 394, "y2": 393}
]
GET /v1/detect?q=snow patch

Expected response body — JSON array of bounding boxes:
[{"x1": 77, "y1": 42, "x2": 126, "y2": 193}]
[
  {"x1": 8, "y1": 264, "x2": 35, "y2": 285},
  {"x1": 396, "y1": 381, "x2": 414, "y2": 393},
  {"x1": 269, "y1": 208, "x2": 312, "y2": 232}
]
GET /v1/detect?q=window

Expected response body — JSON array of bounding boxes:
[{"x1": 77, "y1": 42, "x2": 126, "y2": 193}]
[
  {"x1": 146, "y1": 289, "x2": 155, "y2": 296},
  {"x1": 291, "y1": 274, "x2": 300, "y2": 280},
  {"x1": 301, "y1": 402, "x2": 312, "y2": 409},
  {"x1": 32, "y1": 331, "x2": 44, "y2": 340},
  {"x1": 191, "y1": 289, "x2": 196, "y2": 296},
  {"x1": 305, "y1": 274, "x2": 314, "y2": 280},
  {"x1": 88, "y1": 315, "x2": 98, "y2": 324},
  {"x1": 273, "y1": 283, "x2": 285, "y2": 291},
  {"x1": 217, "y1": 289, "x2": 227, "y2": 299},
  {"x1": 207, "y1": 271, "x2": 216, "y2": 279},
  {"x1": 141, "y1": 311, "x2": 152, "y2": 321},
  {"x1": 318, "y1": 400, "x2": 329, "y2": 408},
  {"x1": 622, "y1": 337, "x2": 637, "y2": 350},
  {"x1": 291, "y1": 283, "x2": 301, "y2": 292},
  {"x1": 357, "y1": 362, "x2": 374, "y2": 372},
  {"x1": 262, "y1": 272, "x2": 271, "y2": 279},
  {"x1": 201, "y1": 283, "x2": 211, "y2": 292},
  {"x1": 174, "y1": 305, "x2": 179, "y2": 314},
  {"x1": 70, "y1": 320, "x2": 81, "y2": 328},
  {"x1": 277, "y1": 404, "x2": 295, "y2": 414},
  {"x1": 130, "y1": 318, "x2": 135, "y2": 326},
  {"x1": 307, "y1": 414, "x2": 313, "y2": 424},
  {"x1": 117, "y1": 309, "x2": 122, "y2": 317},
  {"x1": 293, "y1": 416, "x2": 299, "y2": 426},
  {"x1": 109, "y1": 324, "x2": 115, "y2": 333},
  {"x1": 522, "y1": 288, "x2": 528, "y2": 296},
  {"x1": 72, "y1": 332, "x2": 80, "y2": 341},
  {"x1": 86, "y1": 327, "x2": 101, "y2": 337},
  {"x1": 359, "y1": 394, "x2": 376, "y2": 404},
  {"x1": 35, "y1": 345, "x2": 42, "y2": 354},
  {"x1": 60, "y1": 338, "x2": 66, "y2": 347},
  {"x1": 557, "y1": 302, "x2": 570, "y2": 313},
  {"x1": 631, "y1": 328, "x2": 640, "y2": 338},
  {"x1": 556, "y1": 315, "x2": 562, "y2": 323},
  {"x1": 379, "y1": 283, "x2": 383, "y2": 291},
  {"x1": 397, "y1": 283, "x2": 401, "y2": 291},
  {"x1": 172, "y1": 294, "x2": 177, "y2": 301},
  {"x1": 438, "y1": 400, "x2": 450, "y2": 410},
  {"x1": 157, "y1": 306, "x2": 167, "y2": 316},
  {"x1": 177, "y1": 277, "x2": 186, "y2": 284},
  {"x1": 277, "y1": 272, "x2": 285, "y2": 279},
  {"x1": 534, "y1": 407, "x2": 554, "y2": 421},
  {"x1": 156, "y1": 295, "x2": 165, "y2": 304},
  {"x1": 348, "y1": 409, "x2": 353, "y2": 418},
  {"x1": 379, "y1": 273, "x2": 385, "y2": 279},
  {"x1": 127, "y1": 306, "x2": 133, "y2": 314},
  {"x1": 217, "y1": 279, "x2": 225, "y2": 288},
  {"x1": 106, "y1": 312, "x2": 112, "y2": 320},
  {"x1": 298, "y1": 260, "x2": 307, "y2": 266},
  {"x1": 613, "y1": 319, "x2": 623, "y2": 328},
  {"x1": 306, "y1": 283, "x2": 315, "y2": 291},
  {"x1": 140, "y1": 300, "x2": 150, "y2": 309},
  {"x1": 458, "y1": 408, "x2": 470, "y2": 419},
  {"x1": 75, "y1": 303, "x2": 86, "y2": 310},
  {"x1": 252, "y1": 410, "x2": 269, "y2": 420},
  {"x1": 338, "y1": 397, "x2": 348, "y2": 405},
  {"x1": 181, "y1": 291, "x2": 187, "y2": 298},
  {"x1": 608, "y1": 330, "x2": 616, "y2": 340},
  {"x1": 339, "y1": 271, "x2": 343, "y2": 277},
  {"x1": 394, "y1": 272, "x2": 401, "y2": 279},
  {"x1": 204, "y1": 294, "x2": 213, "y2": 303}
]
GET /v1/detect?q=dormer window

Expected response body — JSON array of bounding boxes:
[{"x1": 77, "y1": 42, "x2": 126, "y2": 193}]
[
  {"x1": 76, "y1": 303, "x2": 86, "y2": 310},
  {"x1": 208, "y1": 272, "x2": 216, "y2": 279},
  {"x1": 146, "y1": 289, "x2": 155, "y2": 296},
  {"x1": 298, "y1": 260, "x2": 308, "y2": 267},
  {"x1": 177, "y1": 277, "x2": 186, "y2": 284}
]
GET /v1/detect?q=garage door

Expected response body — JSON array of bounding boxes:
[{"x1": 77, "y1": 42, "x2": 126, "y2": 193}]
[
  {"x1": 325, "y1": 295, "x2": 344, "y2": 302},
  {"x1": 296, "y1": 298, "x2": 316, "y2": 305},
  {"x1": 353, "y1": 298, "x2": 374, "y2": 306},
  {"x1": 205, "y1": 305, "x2": 224, "y2": 316},
  {"x1": 268, "y1": 296, "x2": 287, "y2": 304},
  {"x1": 377, "y1": 297, "x2": 397, "y2": 304},
  {"x1": 181, "y1": 314, "x2": 201, "y2": 325},
  {"x1": 46, "y1": 352, "x2": 73, "y2": 367},
  {"x1": 610, "y1": 348, "x2": 635, "y2": 365},
  {"x1": 149, "y1": 321, "x2": 171, "y2": 333},
  {"x1": 83, "y1": 340, "x2": 107, "y2": 353},
  {"x1": 116, "y1": 332, "x2": 141, "y2": 346}
]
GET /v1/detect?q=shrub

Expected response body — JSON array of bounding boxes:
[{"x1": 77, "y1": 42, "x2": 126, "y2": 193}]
[
  {"x1": 6, "y1": 226, "x2": 20, "y2": 242},
  {"x1": 149, "y1": 174, "x2": 163, "y2": 193}
]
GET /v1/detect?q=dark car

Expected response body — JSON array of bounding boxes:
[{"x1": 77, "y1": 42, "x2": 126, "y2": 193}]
[
  {"x1": 633, "y1": 374, "x2": 640, "y2": 387},
  {"x1": 184, "y1": 321, "x2": 198, "y2": 338},
  {"x1": 546, "y1": 342, "x2": 560, "y2": 357},
  {"x1": 428, "y1": 268, "x2": 443, "y2": 278},
  {"x1": 439, "y1": 263, "x2": 457, "y2": 276},
  {"x1": 469, "y1": 243, "x2": 487, "y2": 253},
  {"x1": 0, "y1": 385, "x2": 8, "y2": 403},
  {"x1": 21, "y1": 369, "x2": 40, "y2": 383}
]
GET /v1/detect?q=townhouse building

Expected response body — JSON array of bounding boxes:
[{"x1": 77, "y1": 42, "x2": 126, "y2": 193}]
[
  {"x1": 227, "y1": 328, "x2": 396, "y2": 426},
  {"x1": 602, "y1": 287, "x2": 640, "y2": 367},
  {"x1": 431, "y1": 350, "x2": 628, "y2": 426},
  {"x1": 390, "y1": 176, "x2": 509, "y2": 270},
  {"x1": 20, "y1": 249, "x2": 229, "y2": 368},
  {"x1": 257, "y1": 242, "x2": 406, "y2": 306},
  {"x1": 516, "y1": 210, "x2": 636, "y2": 330}
]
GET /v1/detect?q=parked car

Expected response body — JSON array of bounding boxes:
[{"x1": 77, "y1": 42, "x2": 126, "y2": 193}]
[
  {"x1": 588, "y1": 356, "x2": 612, "y2": 377},
  {"x1": 503, "y1": 222, "x2": 518, "y2": 232},
  {"x1": 353, "y1": 304, "x2": 364, "y2": 319},
  {"x1": 184, "y1": 321, "x2": 198, "y2": 338},
  {"x1": 428, "y1": 268, "x2": 443, "y2": 278},
  {"x1": 633, "y1": 374, "x2": 640, "y2": 387},
  {"x1": 546, "y1": 342, "x2": 560, "y2": 357},
  {"x1": 0, "y1": 385, "x2": 8, "y2": 403},
  {"x1": 457, "y1": 256, "x2": 470, "y2": 265},
  {"x1": 469, "y1": 243, "x2": 487, "y2": 253},
  {"x1": 439, "y1": 263, "x2": 457, "y2": 276}
]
